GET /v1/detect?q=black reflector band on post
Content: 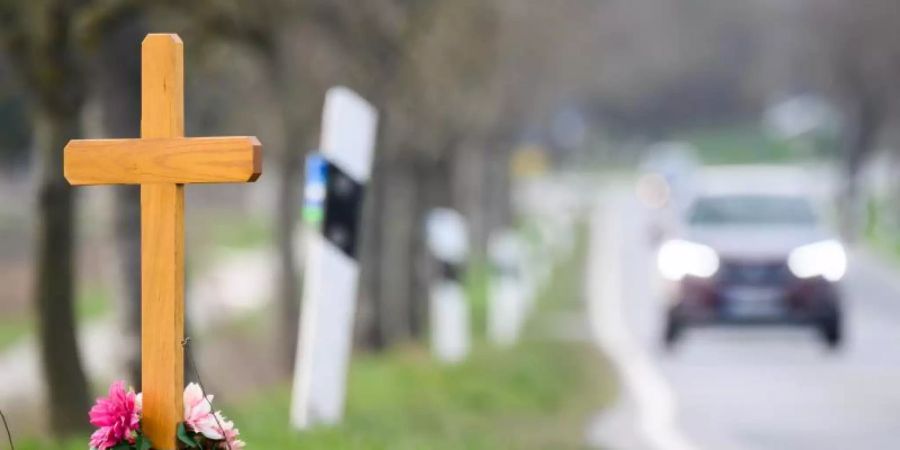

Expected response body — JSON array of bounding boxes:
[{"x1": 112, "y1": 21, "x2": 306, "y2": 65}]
[
  {"x1": 440, "y1": 261, "x2": 464, "y2": 283},
  {"x1": 318, "y1": 157, "x2": 365, "y2": 259}
]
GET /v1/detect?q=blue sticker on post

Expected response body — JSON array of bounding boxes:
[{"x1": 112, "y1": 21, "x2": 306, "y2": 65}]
[{"x1": 304, "y1": 153, "x2": 327, "y2": 226}]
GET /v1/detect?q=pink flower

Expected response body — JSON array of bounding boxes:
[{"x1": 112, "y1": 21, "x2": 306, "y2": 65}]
[
  {"x1": 183, "y1": 382, "x2": 223, "y2": 439},
  {"x1": 183, "y1": 383, "x2": 245, "y2": 449},
  {"x1": 215, "y1": 412, "x2": 245, "y2": 450},
  {"x1": 88, "y1": 381, "x2": 141, "y2": 450}
]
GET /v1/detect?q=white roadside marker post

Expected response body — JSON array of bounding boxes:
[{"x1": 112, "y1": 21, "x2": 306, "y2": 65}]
[
  {"x1": 425, "y1": 208, "x2": 471, "y2": 364},
  {"x1": 290, "y1": 86, "x2": 378, "y2": 429},
  {"x1": 488, "y1": 229, "x2": 526, "y2": 347}
]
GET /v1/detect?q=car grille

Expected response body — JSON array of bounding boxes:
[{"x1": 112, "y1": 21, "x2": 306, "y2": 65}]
[{"x1": 718, "y1": 260, "x2": 791, "y2": 285}]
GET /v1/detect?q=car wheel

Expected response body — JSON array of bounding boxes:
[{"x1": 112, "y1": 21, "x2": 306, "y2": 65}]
[{"x1": 819, "y1": 314, "x2": 842, "y2": 349}]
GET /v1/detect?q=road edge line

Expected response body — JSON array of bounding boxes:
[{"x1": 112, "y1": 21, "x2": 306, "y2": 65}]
[{"x1": 586, "y1": 194, "x2": 698, "y2": 450}]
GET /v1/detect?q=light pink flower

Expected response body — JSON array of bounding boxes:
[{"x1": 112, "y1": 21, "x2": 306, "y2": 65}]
[
  {"x1": 215, "y1": 412, "x2": 245, "y2": 450},
  {"x1": 183, "y1": 383, "x2": 246, "y2": 448},
  {"x1": 183, "y1": 382, "x2": 223, "y2": 439},
  {"x1": 88, "y1": 381, "x2": 141, "y2": 450}
]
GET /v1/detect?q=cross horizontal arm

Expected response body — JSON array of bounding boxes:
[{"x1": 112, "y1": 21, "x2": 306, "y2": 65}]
[{"x1": 64, "y1": 136, "x2": 261, "y2": 185}]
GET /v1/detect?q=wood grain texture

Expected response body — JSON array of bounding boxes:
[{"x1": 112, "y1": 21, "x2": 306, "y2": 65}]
[
  {"x1": 60, "y1": 32, "x2": 262, "y2": 449},
  {"x1": 64, "y1": 136, "x2": 262, "y2": 185},
  {"x1": 140, "y1": 33, "x2": 184, "y2": 450}
]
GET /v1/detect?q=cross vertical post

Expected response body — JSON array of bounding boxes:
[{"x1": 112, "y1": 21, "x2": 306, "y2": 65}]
[
  {"x1": 63, "y1": 32, "x2": 262, "y2": 450},
  {"x1": 140, "y1": 33, "x2": 185, "y2": 449}
]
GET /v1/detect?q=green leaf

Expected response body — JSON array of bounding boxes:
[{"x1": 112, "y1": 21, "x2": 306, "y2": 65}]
[
  {"x1": 110, "y1": 444, "x2": 131, "y2": 450},
  {"x1": 177, "y1": 422, "x2": 200, "y2": 448},
  {"x1": 135, "y1": 434, "x2": 153, "y2": 450}
]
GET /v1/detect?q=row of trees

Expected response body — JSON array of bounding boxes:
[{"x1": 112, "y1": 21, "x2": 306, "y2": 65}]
[
  {"x1": 0, "y1": 0, "x2": 611, "y2": 436},
  {"x1": 801, "y1": 0, "x2": 900, "y2": 235},
  {"x1": 5, "y1": 0, "x2": 899, "y2": 438}
]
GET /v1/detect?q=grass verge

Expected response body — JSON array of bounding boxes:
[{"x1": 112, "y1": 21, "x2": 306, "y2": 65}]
[
  {"x1": 18, "y1": 221, "x2": 614, "y2": 450},
  {"x1": 676, "y1": 125, "x2": 796, "y2": 165}
]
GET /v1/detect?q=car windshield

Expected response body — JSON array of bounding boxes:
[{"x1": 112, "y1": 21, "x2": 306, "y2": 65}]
[{"x1": 688, "y1": 195, "x2": 817, "y2": 226}]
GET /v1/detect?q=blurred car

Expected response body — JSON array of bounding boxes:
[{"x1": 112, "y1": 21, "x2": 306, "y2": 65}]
[{"x1": 658, "y1": 167, "x2": 846, "y2": 348}]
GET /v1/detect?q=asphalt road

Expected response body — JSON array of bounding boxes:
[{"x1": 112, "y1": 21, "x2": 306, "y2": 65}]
[{"x1": 594, "y1": 188, "x2": 900, "y2": 450}]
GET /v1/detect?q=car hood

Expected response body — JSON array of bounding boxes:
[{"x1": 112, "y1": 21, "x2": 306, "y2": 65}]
[{"x1": 685, "y1": 225, "x2": 831, "y2": 260}]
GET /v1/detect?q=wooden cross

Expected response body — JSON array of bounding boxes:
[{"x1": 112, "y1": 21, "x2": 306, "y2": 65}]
[{"x1": 63, "y1": 34, "x2": 262, "y2": 449}]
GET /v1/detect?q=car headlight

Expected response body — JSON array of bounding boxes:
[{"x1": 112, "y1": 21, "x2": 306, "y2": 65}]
[
  {"x1": 657, "y1": 239, "x2": 719, "y2": 281},
  {"x1": 787, "y1": 239, "x2": 847, "y2": 282}
]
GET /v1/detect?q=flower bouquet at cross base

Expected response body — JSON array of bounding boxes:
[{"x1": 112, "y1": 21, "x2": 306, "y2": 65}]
[{"x1": 89, "y1": 381, "x2": 245, "y2": 450}]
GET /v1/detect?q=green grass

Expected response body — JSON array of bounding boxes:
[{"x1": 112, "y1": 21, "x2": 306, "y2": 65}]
[
  {"x1": 676, "y1": 125, "x2": 796, "y2": 165},
  {"x1": 18, "y1": 220, "x2": 614, "y2": 450},
  {"x1": 864, "y1": 197, "x2": 900, "y2": 264},
  {"x1": 19, "y1": 339, "x2": 613, "y2": 449},
  {"x1": 228, "y1": 342, "x2": 611, "y2": 449},
  {"x1": 76, "y1": 286, "x2": 112, "y2": 320},
  {"x1": 210, "y1": 215, "x2": 273, "y2": 250},
  {"x1": 0, "y1": 285, "x2": 111, "y2": 351},
  {"x1": 463, "y1": 257, "x2": 490, "y2": 339},
  {"x1": 0, "y1": 319, "x2": 29, "y2": 351}
]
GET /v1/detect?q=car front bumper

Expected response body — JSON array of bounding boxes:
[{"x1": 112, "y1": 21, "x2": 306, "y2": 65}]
[{"x1": 668, "y1": 273, "x2": 841, "y2": 325}]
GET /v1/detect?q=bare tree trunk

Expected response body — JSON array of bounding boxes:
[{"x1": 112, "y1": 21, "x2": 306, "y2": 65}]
[
  {"x1": 13, "y1": 0, "x2": 94, "y2": 435},
  {"x1": 407, "y1": 160, "x2": 428, "y2": 340},
  {"x1": 482, "y1": 142, "x2": 512, "y2": 238},
  {"x1": 265, "y1": 53, "x2": 310, "y2": 373},
  {"x1": 116, "y1": 186, "x2": 142, "y2": 384},
  {"x1": 376, "y1": 157, "x2": 417, "y2": 345},
  {"x1": 275, "y1": 133, "x2": 302, "y2": 370},
  {"x1": 451, "y1": 143, "x2": 488, "y2": 256},
  {"x1": 839, "y1": 96, "x2": 883, "y2": 240},
  {"x1": 93, "y1": 13, "x2": 145, "y2": 389},
  {"x1": 408, "y1": 157, "x2": 451, "y2": 340},
  {"x1": 33, "y1": 109, "x2": 90, "y2": 435},
  {"x1": 356, "y1": 154, "x2": 387, "y2": 350}
]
